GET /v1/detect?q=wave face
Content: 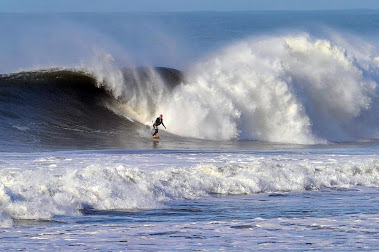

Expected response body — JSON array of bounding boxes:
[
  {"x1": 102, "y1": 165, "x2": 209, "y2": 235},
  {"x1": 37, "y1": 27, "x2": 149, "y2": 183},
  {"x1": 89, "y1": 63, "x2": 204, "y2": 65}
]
[
  {"x1": 0, "y1": 67, "x2": 182, "y2": 150},
  {"x1": 0, "y1": 33, "x2": 378, "y2": 147},
  {"x1": 0, "y1": 152, "x2": 378, "y2": 227}
]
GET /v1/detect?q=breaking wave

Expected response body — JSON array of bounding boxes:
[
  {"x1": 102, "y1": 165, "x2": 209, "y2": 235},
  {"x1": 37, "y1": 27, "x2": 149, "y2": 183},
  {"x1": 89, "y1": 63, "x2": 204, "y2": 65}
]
[
  {"x1": 0, "y1": 66, "x2": 182, "y2": 150},
  {"x1": 0, "y1": 33, "x2": 378, "y2": 147},
  {"x1": 160, "y1": 34, "x2": 378, "y2": 143},
  {"x1": 0, "y1": 153, "x2": 377, "y2": 227}
]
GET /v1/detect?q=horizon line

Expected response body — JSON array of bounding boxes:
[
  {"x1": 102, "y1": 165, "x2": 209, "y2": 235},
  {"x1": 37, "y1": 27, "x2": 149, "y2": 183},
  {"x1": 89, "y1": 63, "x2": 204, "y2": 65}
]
[{"x1": 1, "y1": 8, "x2": 379, "y2": 15}]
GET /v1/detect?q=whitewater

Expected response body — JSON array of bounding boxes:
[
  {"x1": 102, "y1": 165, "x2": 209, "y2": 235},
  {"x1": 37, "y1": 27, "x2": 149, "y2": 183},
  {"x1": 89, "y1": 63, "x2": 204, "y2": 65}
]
[
  {"x1": 0, "y1": 10, "x2": 378, "y2": 251},
  {"x1": 69, "y1": 34, "x2": 379, "y2": 144}
]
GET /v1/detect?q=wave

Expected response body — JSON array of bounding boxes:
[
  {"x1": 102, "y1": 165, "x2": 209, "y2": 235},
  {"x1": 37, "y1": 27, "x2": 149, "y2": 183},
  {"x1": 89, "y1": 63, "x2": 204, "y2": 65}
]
[
  {"x1": 110, "y1": 33, "x2": 379, "y2": 144},
  {"x1": 0, "y1": 153, "x2": 377, "y2": 227},
  {"x1": 0, "y1": 67, "x2": 182, "y2": 150},
  {"x1": 0, "y1": 33, "x2": 378, "y2": 147},
  {"x1": 158, "y1": 34, "x2": 379, "y2": 143}
]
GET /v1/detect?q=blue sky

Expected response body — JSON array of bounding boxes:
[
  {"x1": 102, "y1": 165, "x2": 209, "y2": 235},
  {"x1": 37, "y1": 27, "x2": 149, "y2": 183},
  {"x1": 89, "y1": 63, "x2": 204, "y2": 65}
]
[{"x1": 1, "y1": 0, "x2": 378, "y2": 12}]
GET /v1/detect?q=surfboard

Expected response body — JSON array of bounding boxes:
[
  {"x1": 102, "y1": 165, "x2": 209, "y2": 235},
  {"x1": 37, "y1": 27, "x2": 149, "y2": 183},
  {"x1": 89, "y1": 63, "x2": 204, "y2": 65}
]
[{"x1": 153, "y1": 135, "x2": 160, "y2": 139}]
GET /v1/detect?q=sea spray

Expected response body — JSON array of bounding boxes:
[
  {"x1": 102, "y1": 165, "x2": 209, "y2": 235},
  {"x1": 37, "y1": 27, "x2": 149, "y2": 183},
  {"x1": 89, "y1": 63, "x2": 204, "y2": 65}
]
[
  {"x1": 76, "y1": 33, "x2": 379, "y2": 144},
  {"x1": 1, "y1": 34, "x2": 378, "y2": 144},
  {"x1": 155, "y1": 34, "x2": 377, "y2": 143},
  {"x1": 82, "y1": 51, "x2": 171, "y2": 123},
  {"x1": 81, "y1": 33, "x2": 378, "y2": 144}
]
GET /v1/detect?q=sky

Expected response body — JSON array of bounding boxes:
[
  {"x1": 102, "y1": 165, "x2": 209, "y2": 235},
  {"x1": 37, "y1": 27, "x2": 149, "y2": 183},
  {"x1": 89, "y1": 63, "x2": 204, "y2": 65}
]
[{"x1": 1, "y1": 0, "x2": 378, "y2": 13}]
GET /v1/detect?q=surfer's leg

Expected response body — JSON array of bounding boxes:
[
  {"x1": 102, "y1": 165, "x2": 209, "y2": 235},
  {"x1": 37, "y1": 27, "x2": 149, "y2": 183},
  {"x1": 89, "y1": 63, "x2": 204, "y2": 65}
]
[
  {"x1": 153, "y1": 127, "x2": 158, "y2": 136},
  {"x1": 152, "y1": 124, "x2": 157, "y2": 136}
]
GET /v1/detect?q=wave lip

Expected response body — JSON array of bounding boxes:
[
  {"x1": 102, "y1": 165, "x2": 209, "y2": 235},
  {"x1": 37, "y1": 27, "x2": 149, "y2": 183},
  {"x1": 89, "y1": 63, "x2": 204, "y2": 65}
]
[{"x1": 0, "y1": 66, "x2": 183, "y2": 150}]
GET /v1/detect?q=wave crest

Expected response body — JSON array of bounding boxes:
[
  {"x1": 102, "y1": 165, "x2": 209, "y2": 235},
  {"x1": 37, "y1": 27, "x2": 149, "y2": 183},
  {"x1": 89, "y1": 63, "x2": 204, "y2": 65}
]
[
  {"x1": 0, "y1": 33, "x2": 378, "y2": 145},
  {"x1": 155, "y1": 34, "x2": 378, "y2": 143}
]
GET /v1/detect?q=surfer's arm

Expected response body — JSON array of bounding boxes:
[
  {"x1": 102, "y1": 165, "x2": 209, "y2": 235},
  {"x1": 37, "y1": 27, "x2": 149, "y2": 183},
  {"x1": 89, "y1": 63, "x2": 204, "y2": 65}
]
[{"x1": 162, "y1": 121, "x2": 166, "y2": 128}]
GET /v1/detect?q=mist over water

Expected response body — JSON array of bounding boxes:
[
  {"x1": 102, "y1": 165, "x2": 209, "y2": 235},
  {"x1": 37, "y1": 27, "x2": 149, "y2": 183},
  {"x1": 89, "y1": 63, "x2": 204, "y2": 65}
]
[
  {"x1": 0, "y1": 11, "x2": 379, "y2": 148},
  {"x1": 160, "y1": 34, "x2": 378, "y2": 143},
  {"x1": 0, "y1": 12, "x2": 379, "y2": 251}
]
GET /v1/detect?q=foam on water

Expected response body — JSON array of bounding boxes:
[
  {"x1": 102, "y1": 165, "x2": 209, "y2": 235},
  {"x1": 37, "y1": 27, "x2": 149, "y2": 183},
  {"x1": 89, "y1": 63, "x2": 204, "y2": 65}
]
[
  {"x1": 87, "y1": 33, "x2": 378, "y2": 144},
  {"x1": 0, "y1": 152, "x2": 377, "y2": 227},
  {"x1": 1, "y1": 33, "x2": 377, "y2": 145},
  {"x1": 1, "y1": 11, "x2": 379, "y2": 251},
  {"x1": 162, "y1": 34, "x2": 378, "y2": 143}
]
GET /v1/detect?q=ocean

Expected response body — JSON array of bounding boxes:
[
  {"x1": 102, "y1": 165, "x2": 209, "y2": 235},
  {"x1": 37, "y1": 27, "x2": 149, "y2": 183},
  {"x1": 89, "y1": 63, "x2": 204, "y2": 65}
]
[{"x1": 0, "y1": 10, "x2": 378, "y2": 251}]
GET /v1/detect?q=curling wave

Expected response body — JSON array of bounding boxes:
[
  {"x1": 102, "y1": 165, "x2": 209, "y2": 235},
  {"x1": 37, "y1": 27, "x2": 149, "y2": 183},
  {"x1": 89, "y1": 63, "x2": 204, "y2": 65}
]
[
  {"x1": 0, "y1": 33, "x2": 378, "y2": 147},
  {"x1": 0, "y1": 67, "x2": 182, "y2": 150}
]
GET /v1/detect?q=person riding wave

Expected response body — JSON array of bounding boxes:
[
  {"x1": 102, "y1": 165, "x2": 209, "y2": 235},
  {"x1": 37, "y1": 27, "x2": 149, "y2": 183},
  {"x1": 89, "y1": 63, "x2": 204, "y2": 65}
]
[{"x1": 153, "y1": 114, "x2": 166, "y2": 136}]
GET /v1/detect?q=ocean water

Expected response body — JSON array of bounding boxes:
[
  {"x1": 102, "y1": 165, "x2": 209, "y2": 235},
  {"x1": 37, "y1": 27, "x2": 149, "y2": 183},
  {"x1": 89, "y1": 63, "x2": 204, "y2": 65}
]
[{"x1": 0, "y1": 10, "x2": 378, "y2": 251}]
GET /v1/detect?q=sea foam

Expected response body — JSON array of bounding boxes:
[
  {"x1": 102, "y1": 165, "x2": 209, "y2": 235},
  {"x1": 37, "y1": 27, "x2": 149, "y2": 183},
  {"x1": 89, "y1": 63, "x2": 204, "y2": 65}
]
[
  {"x1": 89, "y1": 33, "x2": 378, "y2": 144},
  {"x1": 0, "y1": 152, "x2": 377, "y2": 227},
  {"x1": 161, "y1": 34, "x2": 377, "y2": 143}
]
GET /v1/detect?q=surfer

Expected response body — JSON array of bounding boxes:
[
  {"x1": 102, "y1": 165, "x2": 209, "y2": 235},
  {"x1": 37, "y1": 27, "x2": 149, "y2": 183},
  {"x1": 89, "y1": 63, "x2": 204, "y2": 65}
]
[{"x1": 153, "y1": 114, "x2": 166, "y2": 137}]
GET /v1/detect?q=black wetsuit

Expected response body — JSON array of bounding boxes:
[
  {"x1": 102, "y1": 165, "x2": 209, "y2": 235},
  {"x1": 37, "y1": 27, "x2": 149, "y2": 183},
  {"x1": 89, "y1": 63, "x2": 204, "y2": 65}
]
[{"x1": 153, "y1": 117, "x2": 165, "y2": 136}]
